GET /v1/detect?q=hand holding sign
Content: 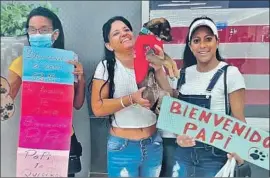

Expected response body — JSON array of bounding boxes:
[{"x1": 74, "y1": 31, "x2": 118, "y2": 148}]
[
  {"x1": 227, "y1": 152, "x2": 244, "y2": 166},
  {"x1": 67, "y1": 59, "x2": 84, "y2": 81},
  {"x1": 176, "y1": 134, "x2": 246, "y2": 166},
  {"x1": 176, "y1": 135, "x2": 196, "y2": 147}
]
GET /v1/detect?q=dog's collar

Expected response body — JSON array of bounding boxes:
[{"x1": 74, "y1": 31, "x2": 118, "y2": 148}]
[{"x1": 140, "y1": 27, "x2": 152, "y2": 35}]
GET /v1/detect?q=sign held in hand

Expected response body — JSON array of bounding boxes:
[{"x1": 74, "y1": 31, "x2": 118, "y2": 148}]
[{"x1": 157, "y1": 96, "x2": 269, "y2": 170}]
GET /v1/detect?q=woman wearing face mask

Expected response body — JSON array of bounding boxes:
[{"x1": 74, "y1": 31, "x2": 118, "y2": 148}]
[
  {"x1": 90, "y1": 16, "x2": 164, "y2": 177},
  {"x1": 7, "y1": 7, "x2": 85, "y2": 177},
  {"x1": 154, "y1": 16, "x2": 246, "y2": 177}
]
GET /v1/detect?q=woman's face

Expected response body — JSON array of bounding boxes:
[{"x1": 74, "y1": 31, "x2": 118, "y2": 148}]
[
  {"x1": 28, "y1": 16, "x2": 59, "y2": 41},
  {"x1": 189, "y1": 26, "x2": 219, "y2": 64},
  {"x1": 106, "y1": 20, "x2": 134, "y2": 53}
]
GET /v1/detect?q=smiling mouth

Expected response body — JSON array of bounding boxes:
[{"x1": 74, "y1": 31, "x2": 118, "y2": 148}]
[
  {"x1": 121, "y1": 37, "x2": 131, "y2": 43},
  {"x1": 198, "y1": 51, "x2": 209, "y2": 55}
]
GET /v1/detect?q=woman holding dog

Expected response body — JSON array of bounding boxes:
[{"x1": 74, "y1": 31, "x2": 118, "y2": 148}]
[
  {"x1": 90, "y1": 16, "x2": 164, "y2": 177},
  {"x1": 7, "y1": 7, "x2": 85, "y2": 177},
  {"x1": 154, "y1": 16, "x2": 247, "y2": 177}
]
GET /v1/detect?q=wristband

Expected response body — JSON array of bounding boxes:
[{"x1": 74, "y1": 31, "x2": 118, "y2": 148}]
[
  {"x1": 128, "y1": 95, "x2": 134, "y2": 105},
  {"x1": 120, "y1": 97, "x2": 126, "y2": 108}
]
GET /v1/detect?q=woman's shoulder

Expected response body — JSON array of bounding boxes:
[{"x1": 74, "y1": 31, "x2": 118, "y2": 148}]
[
  {"x1": 96, "y1": 59, "x2": 108, "y2": 70},
  {"x1": 222, "y1": 62, "x2": 246, "y2": 92},
  {"x1": 95, "y1": 59, "x2": 118, "y2": 71},
  {"x1": 93, "y1": 59, "x2": 110, "y2": 80},
  {"x1": 12, "y1": 55, "x2": 23, "y2": 64},
  {"x1": 220, "y1": 61, "x2": 243, "y2": 76},
  {"x1": 9, "y1": 56, "x2": 23, "y2": 77}
]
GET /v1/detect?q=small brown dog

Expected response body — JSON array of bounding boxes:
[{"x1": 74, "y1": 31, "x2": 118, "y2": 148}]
[
  {"x1": 136, "y1": 17, "x2": 179, "y2": 114},
  {"x1": 141, "y1": 17, "x2": 179, "y2": 79}
]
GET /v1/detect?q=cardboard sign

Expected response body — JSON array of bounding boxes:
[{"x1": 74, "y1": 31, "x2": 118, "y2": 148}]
[
  {"x1": 134, "y1": 35, "x2": 163, "y2": 84},
  {"x1": 22, "y1": 46, "x2": 74, "y2": 84},
  {"x1": 16, "y1": 47, "x2": 75, "y2": 177},
  {"x1": 157, "y1": 96, "x2": 269, "y2": 170},
  {"x1": 16, "y1": 148, "x2": 69, "y2": 177}
]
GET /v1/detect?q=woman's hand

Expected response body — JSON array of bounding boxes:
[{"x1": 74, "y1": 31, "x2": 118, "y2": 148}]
[
  {"x1": 67, "y1": 60, "x2": 84, "y2": 81},
  {"x1": 131, "y1": 87, "x2": 151, "y2": 108},
  {"x1": 176, "y1": 135, "x2": 196, "y2": 147},
  {"x1": 149, "y1": 45, "x2": 165, "y2": 71},
  {"x1": 227, "y1": 152, "x2": 244, "y2": 166},
  {"x1": 153, "y1": 44, "x2": 165, "y2": 60}
]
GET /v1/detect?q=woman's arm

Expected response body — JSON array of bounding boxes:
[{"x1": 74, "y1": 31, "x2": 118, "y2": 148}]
[
  {"x1": 228, "y1": 87, "x2": 246, "y2": 165},
  {"x1": 149, "y1": 45, "x2": 178, "y2": 97},
  {"x1": 73, "y1": 76, "x2": 85, "y2": 110},
  {"x1": 68, "y1": 59, "x2": 86, "y2": 110},
  {"x1": 227, "y1": 66, "x2": 246, "y2": 123},
  {"x1": 7, "y1": 70, "x2": 22, "y2": 100},
  {"x1": 91, "y1": 79, "x2": 150, "y2": 117},
  {"x1": 229, "y1": 88, "x2": 246, "y2": 122},
  {"x1": 155, "y1": 67, "x2": 174, "y2": 96}
]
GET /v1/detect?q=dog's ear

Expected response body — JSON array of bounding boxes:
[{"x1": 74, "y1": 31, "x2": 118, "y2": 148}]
[
  {"x1": 143, "y1": 22, "x2": 148, "y2": 27},
  {"x1": 144, "y1": 18, "x2": 162, "y2": 28},
  {"x1": 148, "y1": 23, "x2": 162, "y2": 36}
]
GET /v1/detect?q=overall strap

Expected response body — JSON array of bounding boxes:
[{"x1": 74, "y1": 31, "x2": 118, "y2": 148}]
[
  {"x1": 223, "y1": 65, "x2": 231, "y2": 115},
  {"x1": 206, "y1": 64, "x2": 231, "y2": 115},
  {"x1": 206, "y1": 65, "x2": 229, "y2": 92},
  {"x1": 176, "y1": 68, "x2": 186, "y2": 90}
]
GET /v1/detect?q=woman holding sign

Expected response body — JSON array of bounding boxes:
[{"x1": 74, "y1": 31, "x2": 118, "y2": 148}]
[
  {"x1": 154, "y1": 16, "x2": 247, "y2": 177},
  {"x1": 7, "y1": 7, "x2": 85, "y2": 177},
  {"x1": 90, "y1": 16, "x2": 163, "y2": 177}
]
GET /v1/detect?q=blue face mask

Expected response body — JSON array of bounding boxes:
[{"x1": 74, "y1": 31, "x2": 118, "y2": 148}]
[{"x1": 29, "y1": 33, "x2": 54, "y2": 48}]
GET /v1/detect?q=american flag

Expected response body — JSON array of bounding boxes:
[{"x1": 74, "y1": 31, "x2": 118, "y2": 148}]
[{"x1": 143, "y1": 0, "x2": 269, "y2": 130}]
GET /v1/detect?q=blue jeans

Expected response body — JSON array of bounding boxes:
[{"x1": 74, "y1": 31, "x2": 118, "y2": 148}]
[
  {"x1": 172, "y1": 142, "x2": 227, "y2": 177},
  {"x1": 107, "y1": 132, "x2": 163, "y2": 177}
]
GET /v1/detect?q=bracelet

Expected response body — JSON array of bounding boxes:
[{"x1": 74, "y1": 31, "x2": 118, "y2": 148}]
[
  {"x1": 120, "y1": 97, "x2": 126, "y2": 108},
  {"x1": 128, "y1": 95, "x2": 134, "y2": 105}
]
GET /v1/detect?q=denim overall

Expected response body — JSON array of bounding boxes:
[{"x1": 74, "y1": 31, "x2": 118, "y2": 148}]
[{"x1": 172, "y1": 65, "x2": 230, "y2": 177}]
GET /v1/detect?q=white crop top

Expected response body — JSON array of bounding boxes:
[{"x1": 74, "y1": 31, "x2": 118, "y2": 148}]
[{"x1": 93, "y1": 58, "x2": 157, "y2": 128}]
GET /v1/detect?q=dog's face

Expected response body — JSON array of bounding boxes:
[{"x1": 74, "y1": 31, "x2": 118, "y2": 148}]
[{"x1": 143, "y1": 18, "x2": 172, "y2": 42}]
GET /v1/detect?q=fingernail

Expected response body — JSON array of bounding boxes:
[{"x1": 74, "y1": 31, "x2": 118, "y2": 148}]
[{"x1": 179, "y1": 140, "x2": 183, "y2": 144}]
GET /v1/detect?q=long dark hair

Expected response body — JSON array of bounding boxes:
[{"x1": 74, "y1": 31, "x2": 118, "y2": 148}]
[
  {"x1": 182, "y1": 16, "x2": 223, "y2": 68},
  {"x1": 26, "y1": 7, "x2": 64, "y2": 49},
  {"x1": 90, "y1": 16, "x2": 132, "y2": 123}
]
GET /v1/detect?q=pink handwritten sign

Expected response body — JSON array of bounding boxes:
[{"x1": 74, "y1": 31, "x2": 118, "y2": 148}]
[
  {"x1": 16, "y1": 148, "x2": 69, "y2": 177},
  {"x1": 16, "y1": 47, "x2": 75, "y2": 177},
  {"x1": 19, "y1": 116, "x2": 72, "y2": 150},
  {"x1": 21, "y1": 82, "x2": 74, "y2": 118}
]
